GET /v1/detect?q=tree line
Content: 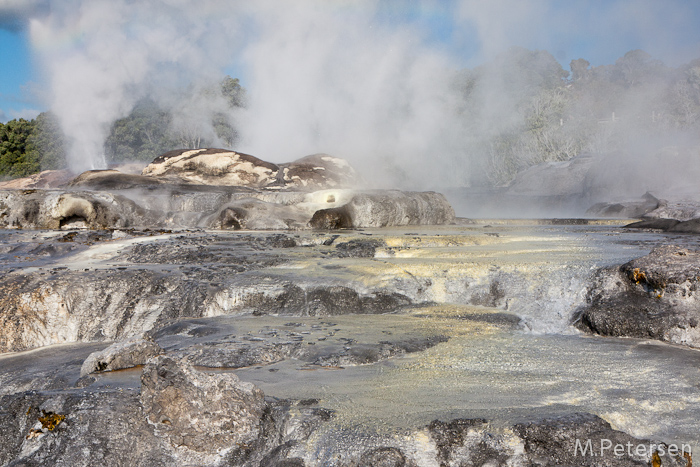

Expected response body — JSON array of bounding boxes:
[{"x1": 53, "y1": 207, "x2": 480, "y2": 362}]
[
  {"x1": 0, "y1": 76, "x2": 245, "y2": 178},
  {"x1": 453, "y1": 48, "x2": 700, "y2": 185}
]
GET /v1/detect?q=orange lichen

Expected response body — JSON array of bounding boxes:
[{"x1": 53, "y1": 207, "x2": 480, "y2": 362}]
[
  {"x1": 632, "y1": 268, "x2": 647, "y2": 284},
  {"x1": 38, "y1": 410, "x2": 65, "y2": 431},
  {"x1": 652, "y1": 451, "x2": 662, "y2": 467}
]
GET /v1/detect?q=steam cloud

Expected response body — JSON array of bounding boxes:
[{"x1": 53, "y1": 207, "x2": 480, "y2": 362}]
[
  {"x1": 28, "y1": 0, "x2": 245, "y2": 172},
  {"x1": 8, "y1": 0, "x2": 700, "y2": 192}
]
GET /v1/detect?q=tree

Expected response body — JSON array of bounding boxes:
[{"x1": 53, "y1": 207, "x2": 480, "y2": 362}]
[
  {"x1": 104, "y1": 99, "x2": 176, "y2": 163},
  {"x1": 220, "y1": 76, "x2": 247, "y2": 108},
  {"x1": 570, "y1": 58, "x2": 591, "y2": 82},
  {"x1": 0, "y1": 118, "x2": 39, "y2": 177},
  {"x1": 613, "y1": 49, "x2": 665, "y2": 87},
  {"x1": 26, "y1": 112, "x2": 67, "y2": 170}
]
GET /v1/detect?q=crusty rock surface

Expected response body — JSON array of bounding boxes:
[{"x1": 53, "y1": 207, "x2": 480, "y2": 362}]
[
  {"x1": 80, "y1": 336, "x2": 163, "y2": 376},
  {"x1": 0, "y1": 187, "x2": 455, "y2": 231},
  {"x1": 67, "y1": 169, "x2": 164, "y2": 190},
  {"x1": 0, "y1": 190, "x2": 148, "y2": 230},
  {"x1": 0, "y1": 169, "x2": 73, "y2": 189},
  {"x1": 576, "y1": 246, "x2": 700, "y2": 348},
  {"x1": 140, "y1": 149, "x2": 359, "y2": 190},
  {"x1": 310, "y1": 190, "x2": 455, "y2": 229},
  {"x1": 279, "y1": 153, "x2": 359, "y2": 189},
  {"x1": 139, "y1": 356, "x2": 267, "y2": 455},
  {"x1": 0, "y1": 384, "x2": 688, "y2": 466},
  {"x1": 142, "y1": 148, "x2": 281, "y2": 188},
  {"x1": 586, "y1": 192, "x2": 661, "y2": 218}
]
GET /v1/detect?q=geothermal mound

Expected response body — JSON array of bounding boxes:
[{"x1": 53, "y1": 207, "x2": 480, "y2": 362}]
[{"x1": 0, "y1": 149, "x2": 455, "y2": 230}]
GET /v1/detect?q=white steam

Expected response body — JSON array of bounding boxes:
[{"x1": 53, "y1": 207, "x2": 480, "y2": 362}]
[
  {"x1": 237, "y1": 2, "x2": 469, "y2": 187},
  {"x1": 28, "y1": 0, "x2": 244, "y2": 172},
  {"x1": 16, "y1": 0, "x2": 700, "y2": 194}
]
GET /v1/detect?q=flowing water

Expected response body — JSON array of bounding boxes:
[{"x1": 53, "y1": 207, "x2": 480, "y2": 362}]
[
  {"x1": 2, "y1": 222, "x2": 700, "y2": 455},
  {"x1": 229, "y1": 223, "x2": 700, "y2": 451}
]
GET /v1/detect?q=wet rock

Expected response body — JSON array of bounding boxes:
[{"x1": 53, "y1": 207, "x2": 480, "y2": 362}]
[
  {"x1": 249, "y1": 284, "x2": 412, "y2": 316},
  {"x1": 576, "y1": 246, "x2": 700, "y2": 348},
  {"x1": 513, "y1": 412, "x2": 689, "y2": 466},
  {"x1": 0, "y1": 390, "x2": 175, "y2": 467},
  {"x1": 334, "y1": 191, "x2": 455, "y2": 228},
  {"x1": 139, "y1": 355, "x2": 267, "y2": 454},
  {"x1": 356, "y1": 447, "x2": 411, "y2": 467},
  {"x1": 177, "y1": 342, "x2": 305, "y2": 368},
  {"x1": 428, "y1": 418, "x2": 501, "y2": 466},
  {"x1": 203, "y1": 198, "x2": 310, "y2": 230},
  {"x1": 334, "y1": 239, "x2": 385, "y2": 258},
  {"x1": 670, "y1": 218, "x2": 700, "y2": 234},
  {"x1": 313, "y1": 335, "x2": 448, "y2": 367},
  {"x1": 426, "y1": 413, "x2": 691, "y2": 467},
  {"x1": 644, "y1": 199, "x2": 700, "y2": 222},
  {"x1": 0, "y1": 190, "x2": 149, "y2": 230},
  {"x1": 80, "y1": 336, "x2": 163, "y2": 376},
  {"x1": 625, "y1": 218, "x2": 681, "y2": 230},
  {"x1": 586, "y1": 192, "x2": 660, "y2": 218}
]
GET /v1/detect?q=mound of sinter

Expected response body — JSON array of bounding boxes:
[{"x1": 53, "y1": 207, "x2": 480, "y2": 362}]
[
  {"x1": 576, "y1": 246, "x2": 700, "y2": 348},
  {"x1": 0, "y1": 149, "x2": 455, "y2": 230}
]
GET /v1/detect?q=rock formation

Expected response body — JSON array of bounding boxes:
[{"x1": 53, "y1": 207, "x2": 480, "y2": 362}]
[
  {"x1": 140, "y1": 148, "x2": 359, "y2": 190},
  {"x1": 576, "y1": 246, "x2": 700, "y2": 348},
  {"x1": 0, "y1": 169, "x2": 73, "y2": 189},
  {"x1": 0, "y1": 150, "x2": 455, "y2": 230},
  {"x1": 80, "y1": 336, "x2": 163, "y2": 376}
]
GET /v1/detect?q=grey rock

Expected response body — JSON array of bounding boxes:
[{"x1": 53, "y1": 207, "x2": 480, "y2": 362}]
[
  {"x1": 625, "y1": 218, "x2": 680, "y2": 230},
  {"x1": 0, "y1": 190, "x2": 148, "y2": 230},
  {"x1": 0, "y1": 390, "x2": 175, "y2": 467},
  {"x1": 0, "y1": 187, "x2": 455, "y2": 231},
  {"x1": 576, "y1": 246, "x2": 700, "y2": 348},
  {"x1": 279, "y1": 154, "x2": 360, "y2": 189},
  {"x1": 670, "y1": 218, "x2": 700, "y2": 234},
  {"x1": 586, "y1": 192, "x2": 660, "y2": 218},
  {"x1": 311, "y1": 191, "x2": 455, "y2": 229},
  {"x1": 67, "y1": 169, "x2": 165, "y2": 190},
  {"x1": 333, "y1": 239, "x2": 385, "y2": 258},
  {"x1": 513, "y1": 412, "x2": 689, "y2": 466},
  {"x1": 176, "y1": 341, "x2": 305, "y2": 368},
  {"x1": 139, "y1": 356, "x2": 267, "y2": 454},
  {"x1": 312, "y1": 335, "x2": 448, "y2": 367},
  {"x1": 203, "y1": 198, "x2": 311, "y2": 230},
  {"x1": 356, "y1": 447, "x2": 411, "y2": 467},
  {"x1": 80, "y1": 336, "x2": 163, "y2": 376},
  {"x1": 643, "y1": 199, "x2": 700, "y2": 222}
]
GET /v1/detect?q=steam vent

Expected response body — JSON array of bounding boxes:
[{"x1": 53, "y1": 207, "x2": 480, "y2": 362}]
[{"x1": 0, "y1": 149, "x2": 454, "y2": 230}]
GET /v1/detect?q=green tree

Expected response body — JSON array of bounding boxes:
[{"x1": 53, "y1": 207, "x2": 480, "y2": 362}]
[
  {"x1": 26, "y1": 112, "x2": 67, "y2": 170},
  {"x1": 0, "y1": 118, "x2": 39, "y2": 177},
  {"x1": 104, "y1": 99, "x2": 177, "y2": 163},
  {"x1": 220, "y1": 76, "x2": 247, "y2": 108}
]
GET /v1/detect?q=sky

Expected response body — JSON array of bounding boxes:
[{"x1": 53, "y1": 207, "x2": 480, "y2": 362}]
[{"x1": 1, "y1": 0, "x2": 700, "y2": 123}]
